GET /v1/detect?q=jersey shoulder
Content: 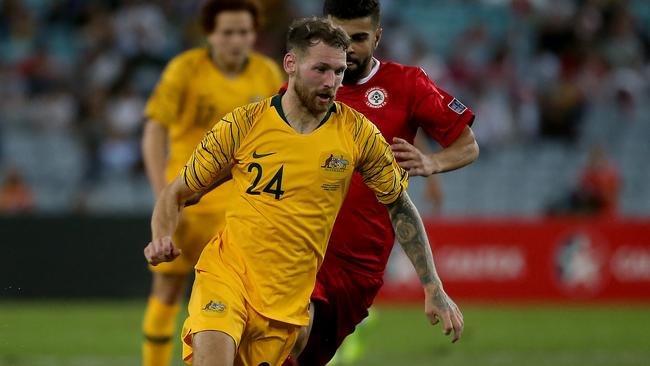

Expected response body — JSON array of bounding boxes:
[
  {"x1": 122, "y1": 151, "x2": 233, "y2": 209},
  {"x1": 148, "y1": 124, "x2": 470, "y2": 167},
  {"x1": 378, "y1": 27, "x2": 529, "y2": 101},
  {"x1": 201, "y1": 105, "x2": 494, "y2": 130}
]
[
  {"x1": 376, "y1": 60, "x2": 428, "y2": 86},
  {"x1": 229, "y1": 96, "x2": 275, "y2": 127},
  {"x1": 162, "y1": 48, "x2": 209, "y2": 81},
  {"x1": 169, "y1": 48, "x2": 208, "y2": 69},
  {"x1": 334, "y1": 101, "x2": 375, "y2": 134},
  {"x1": 249, "y1": 52, "x2": 280, "y2": 71}
]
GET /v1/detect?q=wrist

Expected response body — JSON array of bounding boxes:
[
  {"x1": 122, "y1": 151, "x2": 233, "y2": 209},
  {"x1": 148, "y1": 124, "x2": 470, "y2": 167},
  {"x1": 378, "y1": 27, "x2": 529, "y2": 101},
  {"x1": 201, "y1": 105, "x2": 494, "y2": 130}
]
[
  {"x1": 423, "y1": 281, "x2": 443, "y2": 294},
  {"x1": 426, "y1": 154, "x2": 441, "y2": 175}
]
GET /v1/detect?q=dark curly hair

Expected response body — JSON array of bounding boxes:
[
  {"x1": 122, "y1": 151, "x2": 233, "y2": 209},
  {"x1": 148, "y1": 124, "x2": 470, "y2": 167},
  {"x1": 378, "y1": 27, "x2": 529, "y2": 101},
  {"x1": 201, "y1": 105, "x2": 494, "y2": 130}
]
[
  {"x1": 323, "y1": 0, "x2": 380, "y2": 26},
  {"x1": 200, "y1": 0, "x2": 262, "y2": 34}
]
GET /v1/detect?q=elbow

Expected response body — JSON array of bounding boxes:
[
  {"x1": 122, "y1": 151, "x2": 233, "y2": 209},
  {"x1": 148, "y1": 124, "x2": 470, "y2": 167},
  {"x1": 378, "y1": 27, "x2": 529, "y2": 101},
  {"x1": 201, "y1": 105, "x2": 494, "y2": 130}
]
[
  {"x1": 464, "y1": 127, "x2": 479, "y2": 163},
  {"x1": 468, "y1": 139, "x2": 479, "y2": 163}
]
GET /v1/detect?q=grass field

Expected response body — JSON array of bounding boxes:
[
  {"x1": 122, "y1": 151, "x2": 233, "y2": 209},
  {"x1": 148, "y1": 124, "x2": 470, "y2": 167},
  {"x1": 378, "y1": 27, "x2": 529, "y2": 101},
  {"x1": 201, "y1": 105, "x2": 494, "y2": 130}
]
[{"x1": 1, "y1": 301, "x2": 649, "y2": 366}]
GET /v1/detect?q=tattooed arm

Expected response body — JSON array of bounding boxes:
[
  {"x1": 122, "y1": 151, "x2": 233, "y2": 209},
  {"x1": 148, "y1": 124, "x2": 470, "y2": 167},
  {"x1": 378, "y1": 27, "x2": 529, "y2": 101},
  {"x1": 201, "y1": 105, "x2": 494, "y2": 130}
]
[{"x1": 387, "y1": 191, "x2": 464, "y2": 343}]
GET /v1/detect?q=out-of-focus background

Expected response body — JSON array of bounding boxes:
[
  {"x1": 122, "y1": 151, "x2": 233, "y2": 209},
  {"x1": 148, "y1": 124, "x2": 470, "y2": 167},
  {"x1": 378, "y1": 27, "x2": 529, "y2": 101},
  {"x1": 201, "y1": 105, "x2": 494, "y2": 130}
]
[{"x1": 1, "y1": 0, "x2": 649, "y2": 365}]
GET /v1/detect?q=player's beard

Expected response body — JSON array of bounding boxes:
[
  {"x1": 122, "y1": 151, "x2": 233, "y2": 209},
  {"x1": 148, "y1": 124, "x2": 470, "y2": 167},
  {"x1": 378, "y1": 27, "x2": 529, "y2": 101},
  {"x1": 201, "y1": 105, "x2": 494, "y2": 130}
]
[
  {"x1": 344, "y1": 53, "x2": 372, "y2": 84},
  {"x1": 294, "y1": 70, "x2": 334, "y2": 115}
]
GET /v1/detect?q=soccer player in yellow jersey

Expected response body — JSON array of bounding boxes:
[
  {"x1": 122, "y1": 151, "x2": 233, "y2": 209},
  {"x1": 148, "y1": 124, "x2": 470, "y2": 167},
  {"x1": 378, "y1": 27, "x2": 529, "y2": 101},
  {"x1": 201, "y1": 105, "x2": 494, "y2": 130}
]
[
  {"x1": 140, "y1": 1, "x2": 283, "y2": 365},
  {"x1": 144, "y1": 17, "x2": 463, "y2": 366}
]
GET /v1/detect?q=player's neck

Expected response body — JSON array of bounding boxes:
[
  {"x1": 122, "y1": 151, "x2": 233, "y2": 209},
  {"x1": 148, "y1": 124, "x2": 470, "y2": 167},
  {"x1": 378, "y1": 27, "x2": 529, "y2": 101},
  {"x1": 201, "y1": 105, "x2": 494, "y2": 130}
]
[
  {"x1": 210, "y1": 50, "x2": 248, "y2": 78},
  {"x1": 344, "y1": 57, "x2": 377, "y2": 86},
  {"x1": 281, "y1": 89, "x2": 327, "y2": 134}
]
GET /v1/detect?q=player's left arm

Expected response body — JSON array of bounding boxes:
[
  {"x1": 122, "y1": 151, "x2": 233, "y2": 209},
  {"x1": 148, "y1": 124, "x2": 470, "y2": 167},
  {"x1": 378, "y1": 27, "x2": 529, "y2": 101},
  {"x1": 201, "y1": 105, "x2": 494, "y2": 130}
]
[
  {"x1": 386, "y1": 191, "x2": 464, "y2": 343},
  {"x1": 354, "y1": 112, "x2": 463, "y2": 342},
  {"x1": 392, "y1": 125, "x2": 478, "y2": 176},
  {"x1": 392, "y1": 68, "x2": 479, "y2": 177}
]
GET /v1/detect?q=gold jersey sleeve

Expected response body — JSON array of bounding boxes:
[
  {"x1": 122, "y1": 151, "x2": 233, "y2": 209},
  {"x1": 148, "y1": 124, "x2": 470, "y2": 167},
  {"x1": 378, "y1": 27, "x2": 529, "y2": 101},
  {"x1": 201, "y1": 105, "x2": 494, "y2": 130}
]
[
  {"x1": 350, "y1": 109, "x2": 408, "y2": 204},
  {"x1": 181, "y1": 104, "x2": 259, "y2": 192}
]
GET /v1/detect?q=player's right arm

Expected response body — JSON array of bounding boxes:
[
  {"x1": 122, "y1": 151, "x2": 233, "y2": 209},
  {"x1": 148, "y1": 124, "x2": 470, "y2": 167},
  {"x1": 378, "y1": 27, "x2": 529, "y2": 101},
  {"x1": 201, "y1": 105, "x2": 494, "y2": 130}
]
[
  {"x1": 144, "y1": 176, "x2": 192, "y2": 265},
  {"x1": 144, "y1": 107, "x2": 251, "y2": 265},
  {"x1": 142, "y1": 53, "x2": 194, "y2": 198},
  {"x1": 142, "y1": 120, "x2": 168, "y2": 199}
]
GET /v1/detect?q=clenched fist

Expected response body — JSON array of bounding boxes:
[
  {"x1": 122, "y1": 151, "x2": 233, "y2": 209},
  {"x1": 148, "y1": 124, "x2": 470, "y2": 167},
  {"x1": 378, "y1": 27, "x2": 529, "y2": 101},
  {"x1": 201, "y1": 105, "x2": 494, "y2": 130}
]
[{"x1": 144, "y1": 236, "x2": 182, "y2": 265}]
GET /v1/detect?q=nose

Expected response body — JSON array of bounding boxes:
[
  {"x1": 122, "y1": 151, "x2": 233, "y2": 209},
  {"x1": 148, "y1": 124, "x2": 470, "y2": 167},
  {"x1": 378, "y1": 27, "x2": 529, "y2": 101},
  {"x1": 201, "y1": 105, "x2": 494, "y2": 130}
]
[{"x1": 323, "y1": 70, "x2": 336, "y2": 88}]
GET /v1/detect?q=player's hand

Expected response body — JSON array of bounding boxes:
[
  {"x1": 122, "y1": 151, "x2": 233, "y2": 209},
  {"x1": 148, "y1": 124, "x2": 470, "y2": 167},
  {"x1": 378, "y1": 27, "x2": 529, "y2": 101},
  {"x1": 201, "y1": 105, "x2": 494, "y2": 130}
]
[
  {"x1": 144, "y1": 236, "x2": 182, "y2": 265},
  {"x1": 424, "y1": 284, "x2": 464, "y2": 343},
  {"x1": 391, "y1": 137, "x2": 438, "y2": 176}
]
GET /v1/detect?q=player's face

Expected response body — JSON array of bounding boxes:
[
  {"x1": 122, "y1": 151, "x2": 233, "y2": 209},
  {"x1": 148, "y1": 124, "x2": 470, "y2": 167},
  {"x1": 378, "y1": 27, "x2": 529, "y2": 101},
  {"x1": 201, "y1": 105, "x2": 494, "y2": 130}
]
[
  {"x1": 292, "y1": 42, "x2": 346, "y2": 114},
  {"x1": 328, "y1": 15, "x2": 382, "y2": 83},
  {"x1": 207, "y1": 11, "x2": 256, "y2": 68}
]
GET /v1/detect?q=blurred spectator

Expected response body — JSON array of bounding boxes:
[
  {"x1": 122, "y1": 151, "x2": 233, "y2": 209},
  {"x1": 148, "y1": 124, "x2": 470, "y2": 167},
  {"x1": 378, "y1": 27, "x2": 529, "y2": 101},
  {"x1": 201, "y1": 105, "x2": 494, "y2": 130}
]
[
  {"x1": 547, "y1": 144, "x2": 621, "y2": 217},
  {"x1": 0, "y1": 0, "x2": 647, "y2": 215},
  {"x1": 576, "y1": 144, "x2": 621, "y2": 217},
  {"x1": 0, "y1": 167, "x2": 34, "y2": 214}
]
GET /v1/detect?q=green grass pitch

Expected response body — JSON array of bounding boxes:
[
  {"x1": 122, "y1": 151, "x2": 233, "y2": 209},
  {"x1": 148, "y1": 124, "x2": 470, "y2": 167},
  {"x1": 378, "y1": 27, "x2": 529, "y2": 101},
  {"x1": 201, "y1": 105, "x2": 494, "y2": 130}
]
[{"x1": 0, "y1": 301, "x2": 649, "y2": 366}]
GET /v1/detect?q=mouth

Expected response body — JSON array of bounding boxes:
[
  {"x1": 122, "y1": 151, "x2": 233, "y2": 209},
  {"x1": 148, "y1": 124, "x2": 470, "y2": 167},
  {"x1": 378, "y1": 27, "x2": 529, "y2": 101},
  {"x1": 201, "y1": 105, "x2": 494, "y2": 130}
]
[{"x1": 316, "y1": 93, "x2": 333, "y2": 103}]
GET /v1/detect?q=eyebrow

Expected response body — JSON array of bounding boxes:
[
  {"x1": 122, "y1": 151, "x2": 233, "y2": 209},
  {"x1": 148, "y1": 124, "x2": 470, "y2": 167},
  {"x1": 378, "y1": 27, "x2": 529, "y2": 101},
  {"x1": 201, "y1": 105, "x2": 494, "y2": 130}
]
[
  {"x1": 314, "y1": 62, "x2": 346, "y2": 71},
  {"x1": 350, "y1": 32, "x2": 370, "y2": 39}
]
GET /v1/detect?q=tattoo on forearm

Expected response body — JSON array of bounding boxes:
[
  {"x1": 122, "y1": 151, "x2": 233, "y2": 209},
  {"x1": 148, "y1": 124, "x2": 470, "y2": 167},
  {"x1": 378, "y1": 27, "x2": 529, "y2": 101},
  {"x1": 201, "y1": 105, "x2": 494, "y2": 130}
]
[
  {"x1": 430, "y1": 286, "x2": 449, "y2": 310},
  {"x1": 388, "y1": 193, "x2": 441, "y2": 287}
]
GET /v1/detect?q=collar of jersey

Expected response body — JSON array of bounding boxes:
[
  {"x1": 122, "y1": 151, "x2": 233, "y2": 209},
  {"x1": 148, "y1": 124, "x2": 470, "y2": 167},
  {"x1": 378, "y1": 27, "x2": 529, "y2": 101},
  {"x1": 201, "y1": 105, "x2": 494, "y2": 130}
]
[
  {"x1": 354, "y1": 57, "x2": 381, "y2": 85},
  {"x1": 271, "y1": 93, "x2": 337, "y2": 131}
]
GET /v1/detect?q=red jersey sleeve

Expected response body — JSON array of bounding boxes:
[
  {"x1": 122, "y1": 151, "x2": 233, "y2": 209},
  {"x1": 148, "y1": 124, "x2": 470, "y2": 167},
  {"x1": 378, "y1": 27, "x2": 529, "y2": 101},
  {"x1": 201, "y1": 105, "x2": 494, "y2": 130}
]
[{"x1": 411, "y1": 68, "x2": 475, "y2": 147}]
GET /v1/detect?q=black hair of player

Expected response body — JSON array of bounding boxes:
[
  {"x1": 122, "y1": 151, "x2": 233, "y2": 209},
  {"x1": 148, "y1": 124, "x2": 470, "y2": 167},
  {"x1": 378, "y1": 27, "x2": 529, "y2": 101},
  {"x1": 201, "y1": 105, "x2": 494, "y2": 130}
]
[
  {"x1": 200, "y1": 0, "x2": 263, "y2": 34},
  {"x1": 323, "y1": 0, "x2": 381, "y2": 26}
]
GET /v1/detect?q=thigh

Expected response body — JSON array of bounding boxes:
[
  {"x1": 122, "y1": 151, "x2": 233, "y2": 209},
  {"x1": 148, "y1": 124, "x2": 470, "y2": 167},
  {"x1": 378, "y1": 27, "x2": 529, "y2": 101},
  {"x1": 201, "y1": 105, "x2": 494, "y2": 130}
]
[
  {"x1": 236, "y1": 306, "x2": 299, "y2": 366},
  {"x1": 182, "y1": 266, "x2": 248, "y2": 364},
  {"x1": 191, "y1": 330, "x2": 236, "y2": 366}
]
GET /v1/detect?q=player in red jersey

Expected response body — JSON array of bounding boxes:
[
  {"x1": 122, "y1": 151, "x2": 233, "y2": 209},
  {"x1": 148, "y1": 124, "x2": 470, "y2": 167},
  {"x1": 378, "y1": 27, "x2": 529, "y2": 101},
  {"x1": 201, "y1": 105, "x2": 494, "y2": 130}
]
[{"x1": 285, "y1": 1, "x2": 479, "y2": 365}]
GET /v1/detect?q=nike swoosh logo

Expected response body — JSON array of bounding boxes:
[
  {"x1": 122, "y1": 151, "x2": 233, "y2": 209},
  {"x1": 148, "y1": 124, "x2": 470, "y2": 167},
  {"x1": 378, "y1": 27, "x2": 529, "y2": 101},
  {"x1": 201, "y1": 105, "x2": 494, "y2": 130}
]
[{"x1": 252, "y1": 151, "x2": 276, "y2": 159}]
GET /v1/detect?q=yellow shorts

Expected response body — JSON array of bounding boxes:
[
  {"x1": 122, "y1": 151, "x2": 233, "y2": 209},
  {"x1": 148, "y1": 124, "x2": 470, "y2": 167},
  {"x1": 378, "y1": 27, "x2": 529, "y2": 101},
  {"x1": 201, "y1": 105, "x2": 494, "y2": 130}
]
[
  {"x1": 181, "y1": 241, "x2": 299, "y2": 365},
  {"x1": 149, "y1": 211, "x2": 224, "y2": 275}
]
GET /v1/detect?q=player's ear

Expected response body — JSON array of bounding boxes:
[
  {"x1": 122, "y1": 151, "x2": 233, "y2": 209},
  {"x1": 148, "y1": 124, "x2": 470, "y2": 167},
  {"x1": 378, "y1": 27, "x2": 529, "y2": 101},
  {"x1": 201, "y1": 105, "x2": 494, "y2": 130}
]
[
  {"x1": 374, "y1": 26, "x2": 383, "y2": 49},
  {"x1": 284, "y1": 52, "x2": 298, "y2": 75}
]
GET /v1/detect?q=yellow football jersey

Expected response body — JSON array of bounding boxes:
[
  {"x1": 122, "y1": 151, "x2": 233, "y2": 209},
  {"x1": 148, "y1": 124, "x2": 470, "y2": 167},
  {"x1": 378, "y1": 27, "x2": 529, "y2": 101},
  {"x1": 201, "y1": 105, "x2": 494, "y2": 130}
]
[
  {"x1": 182, "y1": 95, "x2": 408, "y2": 325},
  {"x1": 144, "y1": 48, "x2": 284, "y2": 213}
]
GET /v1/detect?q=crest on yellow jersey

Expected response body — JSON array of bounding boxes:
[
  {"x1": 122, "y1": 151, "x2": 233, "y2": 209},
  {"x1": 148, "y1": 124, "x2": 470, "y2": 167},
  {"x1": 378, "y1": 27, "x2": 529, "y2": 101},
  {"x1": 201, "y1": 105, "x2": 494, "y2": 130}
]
[
  {"x1": 320, "y1": 152, "x2": 350, "y2": 174},
  {"x1": 202, "y1": 300, "x2": 227, "y2": 314}
]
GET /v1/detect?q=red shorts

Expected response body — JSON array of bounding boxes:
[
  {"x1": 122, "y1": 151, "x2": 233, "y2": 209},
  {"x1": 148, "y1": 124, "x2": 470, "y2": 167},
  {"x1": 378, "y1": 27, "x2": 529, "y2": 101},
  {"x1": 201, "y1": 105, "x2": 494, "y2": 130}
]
[{"x1": 297, "y1": 255, "x2": 384, "y2": 366}]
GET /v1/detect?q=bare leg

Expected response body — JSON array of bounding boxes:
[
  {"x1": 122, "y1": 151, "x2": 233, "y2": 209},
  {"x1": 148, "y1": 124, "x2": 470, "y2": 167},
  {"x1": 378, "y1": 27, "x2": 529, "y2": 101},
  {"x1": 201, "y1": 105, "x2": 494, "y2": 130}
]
[
  {"x1": 192, "y1": 330, "x2": 237, "y2": 366},
  {"x1": 290, "y1": 302, "x2": 315, "y2": 361}
]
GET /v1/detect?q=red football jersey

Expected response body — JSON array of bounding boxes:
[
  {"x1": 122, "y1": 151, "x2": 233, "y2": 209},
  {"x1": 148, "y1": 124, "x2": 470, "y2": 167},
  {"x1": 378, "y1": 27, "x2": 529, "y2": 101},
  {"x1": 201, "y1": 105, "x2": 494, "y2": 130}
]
[{"x1": 327, "y1": 59, "x2": 475, "y2": 274}]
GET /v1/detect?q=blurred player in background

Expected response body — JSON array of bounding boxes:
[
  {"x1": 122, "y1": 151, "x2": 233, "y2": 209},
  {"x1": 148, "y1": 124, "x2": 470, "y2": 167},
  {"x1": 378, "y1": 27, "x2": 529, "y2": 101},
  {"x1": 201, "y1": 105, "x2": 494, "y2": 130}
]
[
  {"x1": 144, "y1": 16, "x2": 462, "y2": 366},
  {"x1": 286, "y1": 1, "x2": 479, "y2": 365},
  {"x1": 140, "y1": 1, "x2": 283, "y2": 365}
]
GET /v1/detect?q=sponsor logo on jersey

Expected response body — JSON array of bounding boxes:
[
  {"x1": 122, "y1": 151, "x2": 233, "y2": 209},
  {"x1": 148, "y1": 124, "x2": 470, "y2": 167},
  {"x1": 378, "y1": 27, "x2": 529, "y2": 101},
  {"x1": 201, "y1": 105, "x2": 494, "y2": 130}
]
[
  {"x1": 365, "y1": 87, "x2": 388, "y2": 108},
  {"x1": 202, "y1": 300, "x2": 227, "y2": 313},
  {"x1": 448, "y1": 98, "x2": 467, "y2": 114},
  {"x1": 252, "y1": 150, "x2": 276, "y2": 158}
]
